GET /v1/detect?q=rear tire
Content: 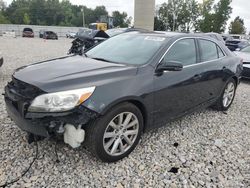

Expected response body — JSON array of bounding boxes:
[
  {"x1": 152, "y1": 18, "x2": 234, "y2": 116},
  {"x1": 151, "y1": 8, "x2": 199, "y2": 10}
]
[
  {"x1": 213, "y1": 78, "x2": 236, "y2": 111},
  {"x1": 85, "y1": 102, "x2": 144, "y2": 162}
]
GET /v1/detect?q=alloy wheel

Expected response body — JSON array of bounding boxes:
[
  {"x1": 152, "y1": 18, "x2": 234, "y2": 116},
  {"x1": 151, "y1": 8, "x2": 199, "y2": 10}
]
[
  {"x1": 222, "y1": 82, "x2": 235, "y2": 108},
  {"x1": 103, "y1": 112, "x2": 139, "y2": 156}
]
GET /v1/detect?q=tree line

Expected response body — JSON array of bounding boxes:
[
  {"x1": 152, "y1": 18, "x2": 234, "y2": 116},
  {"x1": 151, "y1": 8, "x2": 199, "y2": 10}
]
[
  {"x1": 0, "y1": 0, "x2": 247, "y2": 34},
  {"x1": 154, "y1": 0, "x2": 247, "y2": 34},
  {"x1": 0, "y1": 0, "x2": 131, "y2": 27}
]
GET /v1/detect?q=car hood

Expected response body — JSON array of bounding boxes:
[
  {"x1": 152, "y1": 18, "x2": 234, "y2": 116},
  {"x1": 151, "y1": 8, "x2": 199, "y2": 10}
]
[
  {"x1": 234, "y1": 51, "x2": 250, "y2": 63},
  {"x1": 13, "y1": 55, "x2": 138, "y2": 92}
]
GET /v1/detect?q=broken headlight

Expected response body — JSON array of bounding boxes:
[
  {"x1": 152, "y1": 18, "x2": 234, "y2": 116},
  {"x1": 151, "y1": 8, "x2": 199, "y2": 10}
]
[{"x1": 28, "y1": 87, "x2": 95, "y2": 112}]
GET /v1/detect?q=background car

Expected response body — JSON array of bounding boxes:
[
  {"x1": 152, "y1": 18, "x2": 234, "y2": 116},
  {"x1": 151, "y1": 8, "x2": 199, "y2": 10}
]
[
  {"x1": 43, "y1": 31, "x2": 58, "y2": 40},
  {"x1": 39, "y1": 30, "x2": 45, "y2": 38},
  {"x1": 234, "y1": 45, "x2": 250, "y2": 79},
  {"x1": 222, "y1": 34, "x2": 234, "y2": 41},
  {"x1": 68, "y1": 29, "x2": 109, "y2": 55},
  {"x1": 22, "y1": 28, "x2": 34, "y2": 38},
  {"x1": 66, "y1": 31, "x2": 76, "y2": 38},
  {"x1": 225, "y1": 39, "x2": 249, "y2": 51}
]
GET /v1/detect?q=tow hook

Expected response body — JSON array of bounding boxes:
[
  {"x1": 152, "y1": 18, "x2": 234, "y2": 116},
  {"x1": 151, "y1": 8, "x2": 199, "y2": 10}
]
[{"x1": 64, "y1": 124, "x2": 85, "y2": 148}]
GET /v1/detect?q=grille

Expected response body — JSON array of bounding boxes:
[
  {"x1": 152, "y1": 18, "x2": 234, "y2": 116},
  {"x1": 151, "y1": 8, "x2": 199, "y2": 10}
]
[{"x1": 5, "y1": 77, "x2": 45, "y2": 116}]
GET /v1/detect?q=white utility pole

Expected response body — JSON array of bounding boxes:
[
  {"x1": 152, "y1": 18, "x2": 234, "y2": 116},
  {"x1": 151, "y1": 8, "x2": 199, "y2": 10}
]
[{"x1": 134, "y1": 0, "x2": 155, "y2": 31}]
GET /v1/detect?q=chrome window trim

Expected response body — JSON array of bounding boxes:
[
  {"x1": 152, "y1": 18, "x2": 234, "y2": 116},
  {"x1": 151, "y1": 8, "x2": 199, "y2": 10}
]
[
  {"x1": 158, "y1": 36, "x2": 227, "y2": 69},
  {"x1": 183, "y1": 56, "x2": 227, "y2": 68}
]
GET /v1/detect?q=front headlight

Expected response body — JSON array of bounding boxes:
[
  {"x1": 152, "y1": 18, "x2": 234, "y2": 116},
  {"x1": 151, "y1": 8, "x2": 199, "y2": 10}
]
[{"x1": 28, "y1": 86, "x2": 95, "y2": 112}]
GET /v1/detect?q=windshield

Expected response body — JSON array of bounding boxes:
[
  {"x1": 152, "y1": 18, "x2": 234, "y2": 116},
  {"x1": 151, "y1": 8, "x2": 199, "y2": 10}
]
[
  {"x1": 241, "y1": 46, "x2": 250, "y2": 53},
  {"x1": 106, "y1": 28, "x2": 127, "y2": 37},
  {"x1": 23, "y1": 28, "x2": 33, "y2": 32},
  {"x1": 86, "y1": 34, "x2": 167, "y2": 65}
]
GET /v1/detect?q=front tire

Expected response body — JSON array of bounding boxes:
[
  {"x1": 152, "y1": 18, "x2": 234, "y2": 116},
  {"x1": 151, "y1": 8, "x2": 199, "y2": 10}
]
[
  {"x1": 213, "y1": 78, "x2": 236, "y2": 111},
  {"x1": 85, "y1": 103, "x2": 144, "y2": 162}
]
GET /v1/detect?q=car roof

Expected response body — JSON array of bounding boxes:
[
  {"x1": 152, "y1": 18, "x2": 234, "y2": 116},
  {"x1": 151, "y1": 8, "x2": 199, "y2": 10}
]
[
  {"x1": 23, "y1": 28, "x2": 33, "y2": 31},
  {"x1": 123, "y1": 31, "x2": 222, "y2": 41}
]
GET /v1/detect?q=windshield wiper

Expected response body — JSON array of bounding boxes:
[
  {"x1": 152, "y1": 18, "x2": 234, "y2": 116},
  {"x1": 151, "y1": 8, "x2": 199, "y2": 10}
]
[
  {"x1": 83, "y1": 52, "x2": 88, "y2": 57},
  {"x1": 89, "y1": 57, "x2": 122, "y2": 65},
  {"x1": 91, "y1": 57, "x2": 112, "y2": 63}
]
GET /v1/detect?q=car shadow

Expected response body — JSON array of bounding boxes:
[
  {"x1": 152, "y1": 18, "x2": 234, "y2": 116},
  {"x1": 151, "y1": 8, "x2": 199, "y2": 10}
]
[{"x1": 241, "y1": 78, "x2": 250, "y2": 85}]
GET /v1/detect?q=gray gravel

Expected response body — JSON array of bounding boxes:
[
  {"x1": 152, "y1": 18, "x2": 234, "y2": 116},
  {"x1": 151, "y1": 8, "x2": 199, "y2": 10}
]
[{"x1": 0, "y1": 37, "x2": 250, "y2": 188}]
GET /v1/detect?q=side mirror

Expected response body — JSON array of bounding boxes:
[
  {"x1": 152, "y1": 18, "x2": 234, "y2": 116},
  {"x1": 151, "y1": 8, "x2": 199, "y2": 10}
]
[{"x1": 156, "y1": 60, "x2": 183, "y2": 73}]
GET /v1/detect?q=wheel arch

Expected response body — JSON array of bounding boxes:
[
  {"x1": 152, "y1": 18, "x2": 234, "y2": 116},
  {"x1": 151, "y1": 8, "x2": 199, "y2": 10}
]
[
  {"x1": 100, "y1": 97, "x2": 148, "y2": 132},
  {"x1": 231, "y1": 76, "x2": 239, "y2": 86}
]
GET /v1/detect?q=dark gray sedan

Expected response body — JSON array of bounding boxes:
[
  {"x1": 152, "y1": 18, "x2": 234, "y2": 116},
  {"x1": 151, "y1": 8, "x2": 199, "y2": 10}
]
[{"x1": 4, "y1": 32, "x2": 242, "y2": 162}]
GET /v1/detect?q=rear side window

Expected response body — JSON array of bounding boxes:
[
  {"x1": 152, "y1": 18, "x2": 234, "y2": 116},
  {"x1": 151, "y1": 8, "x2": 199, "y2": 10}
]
[
  {"x1": 199, "y1": 39, "x2": 220, "y2": 62},
  {"x1": 217, "y1": 46, "x2": 225, "y2": 58},
  {"x1": 164, "y1": 38, "x2": 197, "y2": 66}
]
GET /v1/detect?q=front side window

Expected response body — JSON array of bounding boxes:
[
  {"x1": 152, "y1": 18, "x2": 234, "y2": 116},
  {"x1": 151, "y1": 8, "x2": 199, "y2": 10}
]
[
  {"x1": 199, "y1": 39, "x2": 218, "y2": 62},
  {"x1": 164, "y1": 38, "x2": 197, "y2": 66}
]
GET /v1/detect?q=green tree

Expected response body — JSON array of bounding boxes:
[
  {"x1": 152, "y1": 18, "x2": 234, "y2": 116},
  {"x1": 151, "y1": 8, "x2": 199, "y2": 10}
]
[
  {"x1": 23, "y1": 12, "x2": 30, "y2": 24},
  {"x1": 157, "y1": 0, "x2": 200, "y2": 32},
  {"x1": 158, "y1": 0, "x2": 185, "y2": 31},
  {"x1": 92, "y1": 6, "x2": 108, "y2": 22},
  {"x1": 2, "y1": 0, "x2": 131, "y2": 28},
  {"x1": 5, "y1": 0, "x2": 30, "y2": 24},
  {"x1": 197, "y1": 0, "x2": 232, "y2": 33},
  {"x1": 179, "y1": 0, "x2": 200, "y2": 32},
  {"x1": 112, "y1": 11, "x2": 130, "y2": 27},
  {"x1": 0, "y1": 0, "x2": 6, "y2": 10},
  {"x1": 0, "y1": 0, "x2": 9, "y2": 23},
  {"x1": 229, "y1": 16, "x2": 246, "y2": 34},
  {"x1": 0, "y1": 12, "x2": 9, "y2": 23},
  {"x1": 197, "y1": 0, "x2": 215, "y2": 32},
  {"x1": 29, "y1": 0, "x2": 46, "y2": 25},
  {"x1": 213, "y1": 0, "x2": 232, "y2": 32},
  {"x1": 154, "y1": 16, "x2": 165, "y2": 31}
]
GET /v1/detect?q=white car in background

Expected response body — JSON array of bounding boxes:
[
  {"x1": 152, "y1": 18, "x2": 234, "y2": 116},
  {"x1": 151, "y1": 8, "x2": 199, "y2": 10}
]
[
  {"x1": 235, "y1": 46, "x2": 250, "y2": 79},
  {"x1": 66, "y1": 31, "x2": 76, "y2": 38}
]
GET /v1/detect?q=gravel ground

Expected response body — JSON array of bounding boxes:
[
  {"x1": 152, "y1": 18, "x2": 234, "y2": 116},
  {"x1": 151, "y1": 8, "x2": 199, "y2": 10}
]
[{"x1": 0, "y1": 37, "x2": 250, "y2": 188}]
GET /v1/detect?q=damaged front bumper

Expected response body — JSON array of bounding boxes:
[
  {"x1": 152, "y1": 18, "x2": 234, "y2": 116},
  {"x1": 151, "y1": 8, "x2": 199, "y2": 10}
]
[
  {"x1": 5, "y1": 97, "x2": 98, "y2": 137},
  {"x1": 4, "y1": 78, "x2": 99, "y2": 138}
]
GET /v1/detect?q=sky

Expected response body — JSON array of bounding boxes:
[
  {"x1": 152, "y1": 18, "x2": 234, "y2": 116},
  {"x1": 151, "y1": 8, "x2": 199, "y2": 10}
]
[{"x1": 4, "y1": 0, "x2": 250, "y2": 33}]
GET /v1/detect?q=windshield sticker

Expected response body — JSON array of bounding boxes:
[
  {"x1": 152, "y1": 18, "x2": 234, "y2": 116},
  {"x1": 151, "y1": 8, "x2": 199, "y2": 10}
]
[{"x1": 144, "y1": 36, "x2": 165, "y2": 42}]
